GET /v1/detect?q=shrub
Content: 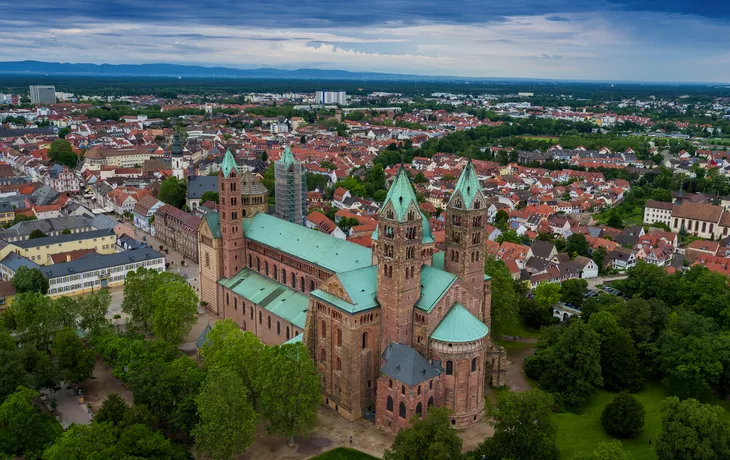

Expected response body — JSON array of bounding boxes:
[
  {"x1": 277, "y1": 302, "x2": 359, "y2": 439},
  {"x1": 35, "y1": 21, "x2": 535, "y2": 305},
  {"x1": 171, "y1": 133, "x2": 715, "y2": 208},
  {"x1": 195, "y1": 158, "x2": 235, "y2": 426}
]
[{"x1": 601, "y1": 391, "x2": 645, "y2": 438}]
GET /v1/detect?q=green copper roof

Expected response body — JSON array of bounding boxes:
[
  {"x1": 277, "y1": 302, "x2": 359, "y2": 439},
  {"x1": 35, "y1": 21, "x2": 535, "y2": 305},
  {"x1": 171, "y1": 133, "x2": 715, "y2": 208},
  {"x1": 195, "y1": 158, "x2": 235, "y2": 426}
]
[
  {"x1": 221, "y1": 149, "x2": 239, "y2": 178},
  {"x1": 311, "y1": 265, "x2": 379, "y2": 314},
  {"x1": 415, "y1": 264, "x2": 457, "y2": 313},
  {"x1": 243, "y1": 213, "x2": 372, "y2": 274},
  {"x1": 277, "y1": 146, "x2": 296, "y2": 166},
  {"x1": 219, "y1": 268, "x2": 308, "y2": 328},
  {"x1": 284, "y1": 333, "x2": 303, "y2": 345},
  {"x1": 431, "y1": 251, "x2": 445, "y2": 270},
  {"x1": 448, "y1": 159, "x2": 483, "y2": 209},
  {"x1": 381, "y1": 166, "x2": 420, "y2": 222},
  {"x1": 203, "y1": 212, "x2": 221, "y2": 238},
  {"x1": 430, "y1": 303, "x2": 489, "y2": 343}
]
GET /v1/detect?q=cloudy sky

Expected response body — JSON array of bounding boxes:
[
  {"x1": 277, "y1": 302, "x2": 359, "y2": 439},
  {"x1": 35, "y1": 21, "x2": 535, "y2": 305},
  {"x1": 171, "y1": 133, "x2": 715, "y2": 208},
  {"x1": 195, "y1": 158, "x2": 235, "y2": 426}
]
[{"x1": 1, "y1": 0, "x2": 729, "y2": 82}]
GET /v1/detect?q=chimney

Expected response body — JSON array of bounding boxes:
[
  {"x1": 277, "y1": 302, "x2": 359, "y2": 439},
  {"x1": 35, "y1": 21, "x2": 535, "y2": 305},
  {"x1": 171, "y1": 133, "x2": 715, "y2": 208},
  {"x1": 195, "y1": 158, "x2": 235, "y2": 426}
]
[{"x1": 66, "y1": 254, "x2": 71, "y2": 262}]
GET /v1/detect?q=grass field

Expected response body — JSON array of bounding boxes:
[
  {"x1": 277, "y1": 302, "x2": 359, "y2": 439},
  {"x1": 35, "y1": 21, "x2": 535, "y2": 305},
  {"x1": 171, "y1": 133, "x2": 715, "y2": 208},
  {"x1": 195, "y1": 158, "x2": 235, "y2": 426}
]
[
  {"x1": 553, "y1": 382, "x2": 730, "y2": 460},
  {"x1": 310, "y1": 448, "x2": 380, "y2": 460},
  {"x1": 497, "y1": 318, "x2": 542, "y2": 339}
]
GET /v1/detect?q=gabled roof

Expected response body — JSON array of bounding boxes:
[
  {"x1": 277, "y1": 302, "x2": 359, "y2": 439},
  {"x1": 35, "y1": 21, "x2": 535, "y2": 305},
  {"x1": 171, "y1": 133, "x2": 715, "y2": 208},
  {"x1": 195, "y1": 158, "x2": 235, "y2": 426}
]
[
  {"x1": 221, "y1": 149, "x2": 239, "y2": 178},
  {"x1": 311, "y1": 265, "x2": 379, "y2": 314},
  {"x1": 380, "y1": 166, "x2": 419, "y2": 222},
  {"x1": 448, "y1": 159, "x2": 483, "y2": 209},
  {"x1": 415, "y1": 264, "x2": 457, "y2": 313},
  {"x1": 380, "y1": 342, "x2": 442, "y2": 386},
  {"x1": 430, "y1": 303, "x2": 489, "y2": 343},
  {"x1": 202, "y1": 212, "x2": 221, "y2": 238}
]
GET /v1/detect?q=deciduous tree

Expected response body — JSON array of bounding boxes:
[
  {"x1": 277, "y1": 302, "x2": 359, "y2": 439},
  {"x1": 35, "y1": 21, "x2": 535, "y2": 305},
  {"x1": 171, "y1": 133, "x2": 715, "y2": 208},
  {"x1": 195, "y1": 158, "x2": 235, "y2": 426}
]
[
  {"x1": 11, "y1": 266, "x2": 49, "y2": 294},
  {"x1": 656, "y1": 396, "x2": 730, "y2": 460},
  {"x1": 54, "y1": 328, "x2": 95, "y2": 386},
  {"x1": 601, "y1": 392, "x2": 645, "y2": 438},
  {"x1": 151, "y1": 277, "x2": 198, "y2": 344},
  {"x1": 484, "y1": 257, "x2": 518, "y2": 336},
  {"x1": 384, "y1": 407, "x2": 462, "y2": 460},
  {"x1": 256, "y1": 343, "x2": 320, "y2": 446},
  {"x1": 0, "y1": 386, "x2": 60, "y2": 456}
]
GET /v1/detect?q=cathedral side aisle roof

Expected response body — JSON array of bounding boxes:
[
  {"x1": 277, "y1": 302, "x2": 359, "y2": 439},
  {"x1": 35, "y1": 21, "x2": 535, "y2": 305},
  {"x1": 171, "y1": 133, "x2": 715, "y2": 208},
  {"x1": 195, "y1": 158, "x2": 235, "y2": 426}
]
[
  {"x1": 430, "y1": 303, "x2": 489, "y2": 343},
  {"x1": 219, "y1": 268, "x2": 308, "y2": 328},
  {"x1": 415, "y1": 265, "x2": 457, "y2": 313}
]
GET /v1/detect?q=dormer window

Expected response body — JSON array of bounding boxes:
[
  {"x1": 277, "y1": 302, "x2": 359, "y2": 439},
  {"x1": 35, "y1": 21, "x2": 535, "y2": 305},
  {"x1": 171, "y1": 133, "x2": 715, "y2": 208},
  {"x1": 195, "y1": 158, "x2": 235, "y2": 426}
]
[
  {"x1": 474, "y1": 200, "x2": 481, "y2": 210},
  {"x1": 407, "y1": 210, "x2": 415, "y2": 221},
  {"x1": 386, "y1": 209, "x2": 394, "y2": 219},
  {"x1": 455, "y1": 199, "x2": 462, "y2": 209}
]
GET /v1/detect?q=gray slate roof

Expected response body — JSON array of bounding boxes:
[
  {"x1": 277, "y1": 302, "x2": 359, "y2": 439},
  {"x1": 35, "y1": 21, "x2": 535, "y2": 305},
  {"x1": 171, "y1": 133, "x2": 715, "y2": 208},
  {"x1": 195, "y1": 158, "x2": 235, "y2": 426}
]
[
  {"x1": 31, "y1": 185, "x2": 60, "y2": 205},
  {"x1": 380, "y1": 342, "x2": 442, "y2": 386},
  {"x1": 0, "y1": 215, "x2": 92, "y2": 238},
  {"x1": 13, "y1": 229, "x2": 113, "y2": 249},
  {"x1": 39, "y1": 247, "x2": 164, "y2": 279},
  {"x1": 187, "y1": 176, "x2": 218, "y2": 199}
]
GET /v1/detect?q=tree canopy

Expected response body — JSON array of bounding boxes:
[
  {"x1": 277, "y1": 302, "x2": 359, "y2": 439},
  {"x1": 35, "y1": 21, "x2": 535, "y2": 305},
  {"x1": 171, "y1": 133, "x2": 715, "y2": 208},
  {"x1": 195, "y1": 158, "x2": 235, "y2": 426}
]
[
  {"x1": 11, "y1": 266, "x2": 49, "y2": 294},
  {"x1": 383, "y1": 407, "x2": 462, "y2": 460},
  {"x1": 159, "y1": 176, "x2": 187, "y2": 209}
]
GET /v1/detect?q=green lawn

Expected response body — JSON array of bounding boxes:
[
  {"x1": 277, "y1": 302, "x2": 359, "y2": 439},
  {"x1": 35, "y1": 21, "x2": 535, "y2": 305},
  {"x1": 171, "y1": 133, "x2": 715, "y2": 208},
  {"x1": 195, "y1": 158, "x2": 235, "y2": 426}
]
[
  {"x1": 553, "y1": 382, "x2": 730, "y2": 460},
  {"x1": 495, "y1": 339, "x2": 537, "y2": 352},
  {"x1": 310, "y1": 447, "x2": 380, "y2": 460},
  {"x1": 497, "y1": 318, "x2": 542, "y2": 339}
]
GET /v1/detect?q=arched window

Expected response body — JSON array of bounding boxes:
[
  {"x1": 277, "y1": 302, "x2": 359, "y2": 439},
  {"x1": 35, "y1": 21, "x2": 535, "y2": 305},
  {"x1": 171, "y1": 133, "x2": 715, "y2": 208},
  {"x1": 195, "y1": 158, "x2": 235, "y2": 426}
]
[
  {"x1": 336, "y1": 328, "x2": 342, "y2": 347},
  {"x1": 234, "y1": 297, "x2": 237, "y2": 310},
  {"x1": 267, "y1": 316, "x2": 271, "y2": 329},
  {"x1": 265, "y1": 261, "x2": 269, "y2": 276},
  {"x1": 446, "y1": 361, "x2": 453, "y2": 375},
  {"x1": 471, "y1": 358, "x2": 478, "y2": 372},
  {"x1": 276, "y1": 321, "x2": 280, "y2": 335},
  {"x1": 286, "y1": 326, "x2": 290, "y2": 340},
  {"x1": 259, "y1": 311, "x2": 262, "y2": 324},
  {"x1": 310, "y1": 280, "x2": 315, "y2": 291},
  {"x1": 248, "y1": 254, "x2": 252, "y2": 267},
  {"x1": 292, "y1": 275, "x2": 297, "y2": 289},
  {"x1": 387, "y1": 396, "x2": 393, "y2": 412},
  {"x1": 256, "y1": 258, "x2": 260, "y2": 272},
  {"x1": 399, "y1": 402, "x2": 406, "y2": 419},
  {"x1": 336, "y1": 357, "x2": 341, "y2": 371},
  {"x1": 416, "y1": 403, "x2": 423, "y2": 417},
  {"x1": 321, "y1": 321, "x2": 326, "y2": 338},
  {"x1": 226, "y1": 292, "x2": 229, "y2": 305},
  {"x1": 429, "y1": 380, "x2": 433, "y2": 390},
  {"x1": 320, "y1": 348, "x2": 326, "y2": 362},
  {"x1": 301, "y1": 276, "x2": 305, "y2": 292},
  {"x1": 389, "y1": 379, "x2": 393, "y2": 388},
  {"x1": 362, "y1": 331, "x2": 368, "y2": 349},
  {"x1": 401, "y1": 385, "x2": 405, "y2": 396},
  {"x1": 428, "y1": 397, "x2": 434, "y2": 407},
  {"x1": 417, "y1": 385, "x2": 421, "y2": 396},
  {"x1": 282, "y1": 270, "x2": 287, "y2": 284},
  {"x1": 274, "y1": 265, "x2": 278, "y2": 280}
]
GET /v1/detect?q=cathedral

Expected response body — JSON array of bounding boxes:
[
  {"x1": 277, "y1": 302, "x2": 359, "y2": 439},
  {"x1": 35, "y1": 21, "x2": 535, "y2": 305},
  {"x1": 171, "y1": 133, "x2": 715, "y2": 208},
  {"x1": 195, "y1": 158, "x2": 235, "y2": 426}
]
[{"x1": 198, "y1": 148, "x2": 507, "y2": 434}]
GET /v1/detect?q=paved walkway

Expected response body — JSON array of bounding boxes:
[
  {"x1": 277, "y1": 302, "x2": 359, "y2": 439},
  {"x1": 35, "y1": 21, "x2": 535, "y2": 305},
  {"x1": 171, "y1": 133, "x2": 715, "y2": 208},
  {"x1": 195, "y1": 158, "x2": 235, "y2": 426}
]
[
  {"x1": 586, "y1": 274, "x2": 627, "y2": 289},
  {"x1": 503, "y1": 346, "x2": 537, "y2": 392},
  {"x1": 41, "y1": 387, "x2": 92, "y2": 429}
]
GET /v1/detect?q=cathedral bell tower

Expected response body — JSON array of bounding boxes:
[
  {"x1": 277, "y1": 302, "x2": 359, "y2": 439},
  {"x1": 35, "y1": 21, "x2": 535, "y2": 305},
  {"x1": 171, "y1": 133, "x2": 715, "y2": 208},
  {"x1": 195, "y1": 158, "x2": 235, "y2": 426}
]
[
  {"x1": 219, "y1": 149, "x2": 245, "y2": 278},
  {"x1": 375, "y1": 167, "x2": 423, "y2": 354},
  {"x1": 444, "y1": 159, "x2": 488, "y2": 305}
]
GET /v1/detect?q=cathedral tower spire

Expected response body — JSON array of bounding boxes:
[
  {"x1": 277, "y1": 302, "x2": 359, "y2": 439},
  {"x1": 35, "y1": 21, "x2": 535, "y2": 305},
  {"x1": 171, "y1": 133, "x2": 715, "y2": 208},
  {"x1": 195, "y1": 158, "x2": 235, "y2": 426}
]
[
  {"x1": 219, "y1": 149, "x2": 245, "y2": 278},
  {"x1": 375, "y1": 166, "x2": 423, "y2": 353}
]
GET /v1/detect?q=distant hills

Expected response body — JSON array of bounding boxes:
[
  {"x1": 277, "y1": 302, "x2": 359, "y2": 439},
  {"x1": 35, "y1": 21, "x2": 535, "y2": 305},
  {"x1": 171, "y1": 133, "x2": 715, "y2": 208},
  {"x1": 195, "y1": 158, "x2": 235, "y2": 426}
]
[{"x1": 0, "y1": 60, "x2": 538, "y2": 82}]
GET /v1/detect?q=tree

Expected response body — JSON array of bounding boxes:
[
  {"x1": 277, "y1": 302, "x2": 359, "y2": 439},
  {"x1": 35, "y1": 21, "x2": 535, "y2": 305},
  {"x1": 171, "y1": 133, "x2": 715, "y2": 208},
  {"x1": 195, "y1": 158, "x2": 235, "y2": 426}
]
[
  {"x1": 384, "y1": 407, "x2": 462, "y2": 460},
  {"x1": 54, "y1": 328, "x2": 95, "y2": 386},
  {"x1": 413, "y1": 172, "x2": 428, "y2": 184},
  {"x1": 607, "y1": 210, "x2": 624, "y2": 229},
  {"x1": 589, "y1": 311, "x2": 643, "y2": 391},
  {"x1": 57, "y1": 127, "x2": 71, "y2": 139},
  {"x1": 122, "y1": 268, "x2": 162, "y2": 329},
  {"x1": 192, "y1": 368, "x2": 258, "y2": 460},
  {"x1": 472, "y1": 390, "x2": 559, "y2": 460},
  {"x1": 77, "y1": 288, "x2": 111, "y2": 332},
  {"x1": 95, "y1": 392, "x2": 129, "y2": 426},
  {"x1": 11, "y1": 266, "x2": 49, "y2": 294},
  {"x1": 11, "y1": 292, "x2": 61, "y2": 347},
  {"x1": 29, "y1": 229, "x2": 48, "y2": 239},
  {"x1": 494, "y1": 209, "x2": 510, "y2": 230},
  {"x1": 565, "y1": 233, "x2": 590, "y2": 258},
  {"x1": 114, "y1": 423, "x2": 189, "y2": 459},
  {"x1": 0, "y1": 348, "x2": 32, "y2": 402},
  {"x1": 200, "y1": 320, "x2": 265, "y2": 407},
  {"x1": 656, "y1": 396, "x2": 730, "y2": 460},
  {"x1": 200, "y1": 191, "x2": 219, "y2": 205},
  {"x1": 48, "y1": 139, "x2": 78, "y2": 168},
  {"x1": 535, "y1": 283, "x2": 561, "y2": 311},
  {"x1": 337, "y1": 216, "x2": 360, "y2": 233},
  {"x1": 256, "y1": 343, "x2": 320, "y2": 446},
  {"x1": 0, "y1": 386, "x2": 60, "y2": 456},
  {"x1": 484, "y1": 257, "x2": 518, "y2": 336},
  {"x1": 601, "y1": 392, "x2": 645, "y2": 438},
  {"x1": 151, "y1": 277, "x2": 198, "y2": 344},
  {"x1": 374, "y1": 189, "x2": 387, "y2": 202},
  {"x1": 43, "y1": 422, "x2": 118, "y2": 460},
  {"x1": 576, "y1": 440, "x2": 634, "y2": 460},
  {"x1": 561, "y1": 278, "x2": 588, "y2": 307},
  {"x1": 525, "y1": 321, "x2": 603, "y2": 410},
  {"x1": 496, "y1": 229, "x2": 521, "y2": 244},
  {"x1": 592, "y1": 246, "x2": 608, "y2": 274},
  {"x1": 159, "y1": 176, "x2": 187, "y2": 209}
]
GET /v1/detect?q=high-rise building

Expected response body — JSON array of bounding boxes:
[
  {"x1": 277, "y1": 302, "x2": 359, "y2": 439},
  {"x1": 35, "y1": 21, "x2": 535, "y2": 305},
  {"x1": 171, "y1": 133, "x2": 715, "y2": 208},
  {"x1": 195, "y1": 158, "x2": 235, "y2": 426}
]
[
  {"x1": 274, "y1": 146, "x2": 307, "y2": 225},
  {"x1": 315, "y1": 90, "x2": 346, "y2": 105},
  {"x1": 29, "y1": 85, "x2": 56, "y2": 105}
]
